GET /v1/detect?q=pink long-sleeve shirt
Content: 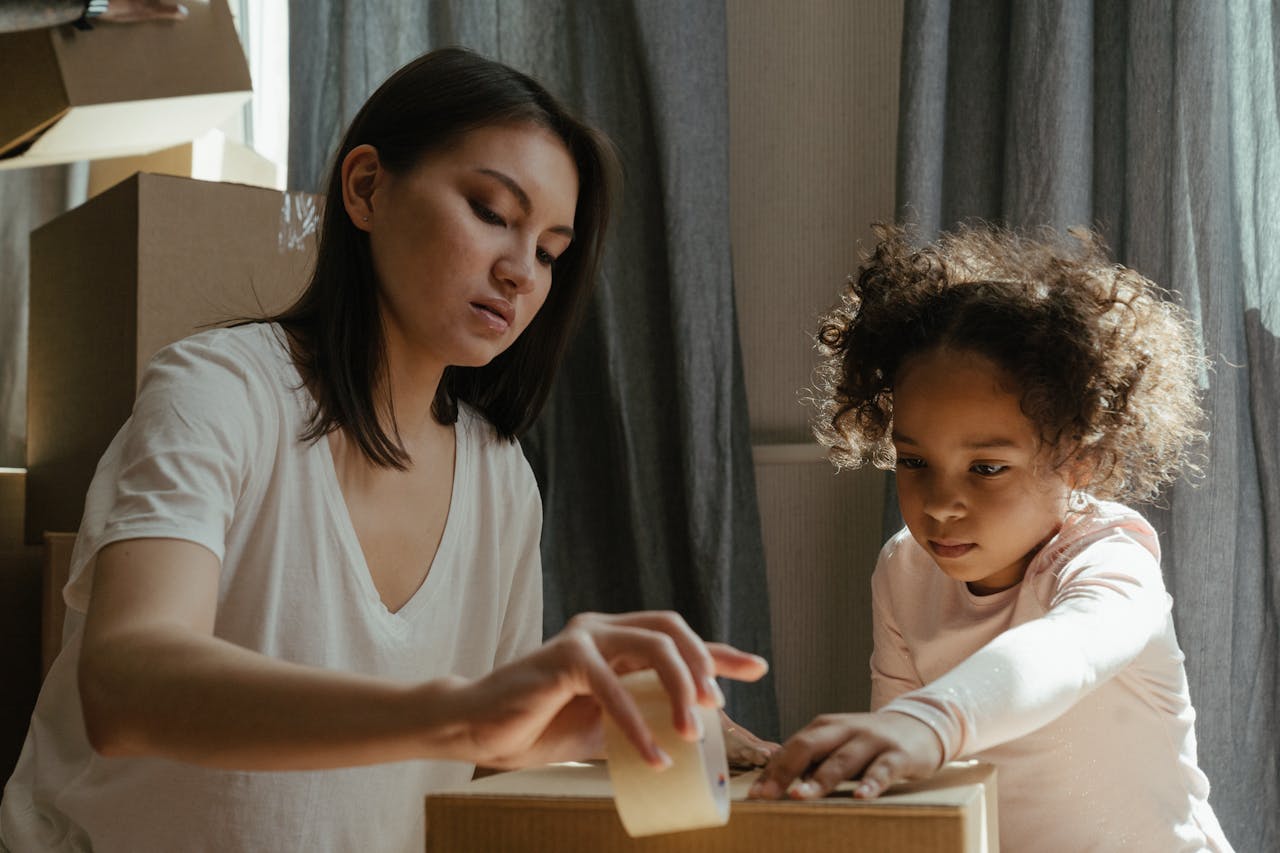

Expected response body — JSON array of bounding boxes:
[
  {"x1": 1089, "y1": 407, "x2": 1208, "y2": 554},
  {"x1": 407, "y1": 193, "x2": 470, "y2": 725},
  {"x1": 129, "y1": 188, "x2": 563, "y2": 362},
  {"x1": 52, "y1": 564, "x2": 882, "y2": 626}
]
[{"x1": 873, "y1": 499, "x2": 1232, "y2": 852}]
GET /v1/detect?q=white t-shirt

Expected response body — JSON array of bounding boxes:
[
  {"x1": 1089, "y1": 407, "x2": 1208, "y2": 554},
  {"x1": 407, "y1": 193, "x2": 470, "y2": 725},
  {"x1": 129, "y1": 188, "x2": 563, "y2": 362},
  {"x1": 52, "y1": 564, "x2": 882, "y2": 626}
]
[
  {"x1": 873, "y1": 499, "x2": 1232, "y2": 852},
  {"x1": 1, "y1": 324, "x2": 544, "y2": 853}
]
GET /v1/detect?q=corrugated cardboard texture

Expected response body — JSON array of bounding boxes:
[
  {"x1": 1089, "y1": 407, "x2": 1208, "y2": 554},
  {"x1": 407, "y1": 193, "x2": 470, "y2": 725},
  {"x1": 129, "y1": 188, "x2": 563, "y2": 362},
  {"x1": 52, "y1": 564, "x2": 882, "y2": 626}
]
[
  {"x1": 425, "y1": 761, "x2": 996, "y2": 853},
  {"x1": 25, "y1": 173, "x2": 318, "y2": 542},
  {"x1": 0, "y1": 0, "x2": 251, "y2": 166}
]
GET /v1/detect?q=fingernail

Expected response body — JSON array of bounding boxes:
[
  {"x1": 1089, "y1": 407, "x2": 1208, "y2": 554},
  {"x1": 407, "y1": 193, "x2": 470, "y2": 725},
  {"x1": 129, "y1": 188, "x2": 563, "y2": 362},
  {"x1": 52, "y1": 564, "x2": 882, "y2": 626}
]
[
  {"x1": 651, "y1": 747, "x2": 673, "y2": 770},
  {"x1": 705, "y1": 676, "x2": 726, "y2": 707},
  {"x1": 689, "y1": 708, "x2": 706, "y2": 740},
  {"x1": 855, "y1": 782, "x2": 874, "y2": 798},
  {"x1": 793, "y1": 780, "x2": 820, "y2": 799}
]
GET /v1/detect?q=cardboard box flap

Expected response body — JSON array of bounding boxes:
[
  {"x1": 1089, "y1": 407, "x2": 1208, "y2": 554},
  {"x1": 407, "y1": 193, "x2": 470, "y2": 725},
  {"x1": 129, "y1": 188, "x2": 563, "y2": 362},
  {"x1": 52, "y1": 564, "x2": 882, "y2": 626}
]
[
  {"x1": 0, "y1": 31, "x2": 69, "y2": 159},
  {"x1": 50, "y1": 1, "x2": 250, "y2": 106},
  {"x1": 2, "y1": 92, "x2": 251, "y2": 169},
  {"x1": 0, "y1": 0, "x2": 252, "y2": 167}
]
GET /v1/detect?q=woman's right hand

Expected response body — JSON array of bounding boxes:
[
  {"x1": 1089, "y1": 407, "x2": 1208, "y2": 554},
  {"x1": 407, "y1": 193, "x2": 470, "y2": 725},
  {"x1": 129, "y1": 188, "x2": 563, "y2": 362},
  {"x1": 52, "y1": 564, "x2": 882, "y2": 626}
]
[{"x1": 455, "y1": 611, "x2": 769, "y2": 770}]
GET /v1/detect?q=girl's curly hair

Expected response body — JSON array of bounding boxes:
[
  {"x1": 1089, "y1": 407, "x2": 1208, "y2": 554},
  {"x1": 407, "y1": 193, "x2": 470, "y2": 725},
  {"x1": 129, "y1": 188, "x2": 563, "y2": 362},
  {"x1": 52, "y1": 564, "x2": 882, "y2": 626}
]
[{"x1": 810, "y1": 223, "x2": 1207, "y2": 503}]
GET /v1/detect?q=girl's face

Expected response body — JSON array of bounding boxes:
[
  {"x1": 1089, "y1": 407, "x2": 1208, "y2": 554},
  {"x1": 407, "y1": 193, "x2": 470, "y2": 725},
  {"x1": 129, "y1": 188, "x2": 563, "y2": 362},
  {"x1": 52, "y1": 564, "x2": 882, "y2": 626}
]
[
  {"x1": 358, "y1": 122, "x2": 579, "y2": 372},
  {"x1": 891, "y1": 347, "x2": 1073, "y2": 594}
]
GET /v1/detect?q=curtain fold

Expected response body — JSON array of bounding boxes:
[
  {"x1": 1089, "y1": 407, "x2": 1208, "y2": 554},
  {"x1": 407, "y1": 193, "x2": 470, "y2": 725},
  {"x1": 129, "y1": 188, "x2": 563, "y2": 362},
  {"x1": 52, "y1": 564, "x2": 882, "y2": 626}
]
[
  {"x1": 897, "y1": 0, "x2": 1278, "y2": 847},
  {"x1": 288, "y1": 0, "x2": 778, "y2": 738}
]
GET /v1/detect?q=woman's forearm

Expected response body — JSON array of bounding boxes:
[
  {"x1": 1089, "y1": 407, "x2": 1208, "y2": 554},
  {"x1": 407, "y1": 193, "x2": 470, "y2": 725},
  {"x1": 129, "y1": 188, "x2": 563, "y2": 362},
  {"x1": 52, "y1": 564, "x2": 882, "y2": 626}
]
[{"x1": 79, "y1": 626, "x2": 475, "y2": 771}]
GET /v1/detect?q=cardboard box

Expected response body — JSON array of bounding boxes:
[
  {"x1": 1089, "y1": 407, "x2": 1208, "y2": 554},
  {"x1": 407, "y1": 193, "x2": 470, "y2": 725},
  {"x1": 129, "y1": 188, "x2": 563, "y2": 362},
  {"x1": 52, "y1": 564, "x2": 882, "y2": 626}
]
[
  {"x1": 425, "y1": 761, "x2": 997, "y2": 852},
  {"x1": 88, "y1": 129, "x2": 279, "y2": 198},
  {"x1": 0, "y1": 0, "x2": 251, "y2": 169},
  {"x1": 25, "y1": 172, "x2": 319, "y2": 542},
  {"x1": 0, "y1": 469, "x2": 24, "y2": 549}
]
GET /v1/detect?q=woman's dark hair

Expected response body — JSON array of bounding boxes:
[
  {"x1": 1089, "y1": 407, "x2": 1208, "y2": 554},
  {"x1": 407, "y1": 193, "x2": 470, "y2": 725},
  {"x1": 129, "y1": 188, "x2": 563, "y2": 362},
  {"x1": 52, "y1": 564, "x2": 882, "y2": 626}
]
[
  {"x1": 269, "y1": 47, "x2": 619, "y2": 469},
  {"x1": 810, "y1": 223, "x2": 1207, "y2": 503}
]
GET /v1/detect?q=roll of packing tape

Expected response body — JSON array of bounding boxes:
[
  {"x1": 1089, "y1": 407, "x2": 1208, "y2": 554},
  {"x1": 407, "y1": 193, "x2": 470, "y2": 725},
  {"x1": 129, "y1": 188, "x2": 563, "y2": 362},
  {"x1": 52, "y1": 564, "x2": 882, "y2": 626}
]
[{"x1": 603, "y1": 669, "x2": 730, "y2": 837}]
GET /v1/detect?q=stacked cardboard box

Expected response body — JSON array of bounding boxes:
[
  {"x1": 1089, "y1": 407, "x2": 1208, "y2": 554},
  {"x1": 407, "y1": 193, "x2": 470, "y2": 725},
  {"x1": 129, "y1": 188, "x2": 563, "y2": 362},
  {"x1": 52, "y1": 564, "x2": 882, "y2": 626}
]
[{"x1": 25, "y1": 173, "x2": 320, "y2": 543}]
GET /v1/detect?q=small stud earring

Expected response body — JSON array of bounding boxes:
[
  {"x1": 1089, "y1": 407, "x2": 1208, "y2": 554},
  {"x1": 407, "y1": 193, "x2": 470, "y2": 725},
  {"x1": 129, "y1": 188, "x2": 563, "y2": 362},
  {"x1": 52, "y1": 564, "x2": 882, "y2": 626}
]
[{"x1": 362, "y1": 216, "x2": 369, "y2": 222}]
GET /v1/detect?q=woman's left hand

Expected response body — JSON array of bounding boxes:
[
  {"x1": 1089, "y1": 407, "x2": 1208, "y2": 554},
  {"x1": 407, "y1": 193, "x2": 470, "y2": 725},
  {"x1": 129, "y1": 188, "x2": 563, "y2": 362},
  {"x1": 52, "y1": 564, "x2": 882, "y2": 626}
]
[{"x1": 457, "y1": 611, "x2": 769, "y2": 770}]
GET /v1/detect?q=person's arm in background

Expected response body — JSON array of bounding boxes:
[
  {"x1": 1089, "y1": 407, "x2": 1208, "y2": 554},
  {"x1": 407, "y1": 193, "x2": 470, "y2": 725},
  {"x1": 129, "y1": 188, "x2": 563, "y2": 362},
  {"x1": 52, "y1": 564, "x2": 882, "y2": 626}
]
[{"x1": 0, "y1": 0, "x2": 186, "y2": 34}]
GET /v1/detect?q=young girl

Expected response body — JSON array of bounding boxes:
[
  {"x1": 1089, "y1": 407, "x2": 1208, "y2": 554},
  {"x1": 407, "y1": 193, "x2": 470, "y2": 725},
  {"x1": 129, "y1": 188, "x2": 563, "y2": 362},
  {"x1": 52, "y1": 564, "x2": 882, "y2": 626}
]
[
  {"x1": 750, "y1": 224, "x2": 1233, "y2": 851},
  {"x1": 0, "y1": 49, "x2": 768, "y2": 853}
]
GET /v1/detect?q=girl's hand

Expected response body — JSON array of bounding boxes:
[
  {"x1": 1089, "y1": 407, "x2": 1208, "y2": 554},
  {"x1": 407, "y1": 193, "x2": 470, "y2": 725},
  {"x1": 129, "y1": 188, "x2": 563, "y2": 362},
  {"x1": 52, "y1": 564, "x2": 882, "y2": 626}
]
[
  {"x1": 721, "y1": 709, "x2": 779, "y2": 768},
  {"x1": 748, "y1": 711, "x2": 943, "y2": 800},
  {"x1": 457, "y1": 611, "x2": 769, "y2": 770}
]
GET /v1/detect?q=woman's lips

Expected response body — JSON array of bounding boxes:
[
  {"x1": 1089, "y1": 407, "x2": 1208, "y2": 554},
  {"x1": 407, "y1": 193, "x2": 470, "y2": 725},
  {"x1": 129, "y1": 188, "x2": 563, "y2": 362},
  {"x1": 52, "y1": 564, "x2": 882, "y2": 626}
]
[
  {"x1": 929, "y1": 540, "x2": 976, "y2": 559},
  {"x1": 470, "y1": 302, "x2": 511, "y2": 332}
]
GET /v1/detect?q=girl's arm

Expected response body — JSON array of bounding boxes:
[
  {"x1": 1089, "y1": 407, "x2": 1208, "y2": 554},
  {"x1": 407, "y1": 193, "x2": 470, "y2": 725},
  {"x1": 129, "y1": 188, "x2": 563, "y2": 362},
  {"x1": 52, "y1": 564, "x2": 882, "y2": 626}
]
[
  {"x1": 878, "y1": 536, "x2": 1169, "y2": 762},
  {"x1": 80, "y1": 537, "x2": 768, "y2": 771},
  {"x1": 869, "y1": 562, "x2": 925, "y2": 709},
  {"x1": 752, "y1": 533, "x2": 1169, "y2": 800}
]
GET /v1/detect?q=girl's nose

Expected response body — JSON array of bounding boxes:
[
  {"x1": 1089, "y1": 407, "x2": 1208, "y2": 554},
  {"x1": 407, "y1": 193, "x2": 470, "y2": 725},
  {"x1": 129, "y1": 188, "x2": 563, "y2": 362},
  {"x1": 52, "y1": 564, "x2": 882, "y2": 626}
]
[{"x1": 922, "y1": 484, "x2": 965, "y2": 522}]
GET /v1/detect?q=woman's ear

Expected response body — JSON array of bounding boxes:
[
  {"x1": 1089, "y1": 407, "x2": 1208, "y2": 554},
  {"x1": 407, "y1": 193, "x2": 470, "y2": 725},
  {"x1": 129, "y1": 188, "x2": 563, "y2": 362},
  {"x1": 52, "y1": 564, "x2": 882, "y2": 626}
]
[{"x1": 341, "y1": 144, "x2": 381, "y2": 233}]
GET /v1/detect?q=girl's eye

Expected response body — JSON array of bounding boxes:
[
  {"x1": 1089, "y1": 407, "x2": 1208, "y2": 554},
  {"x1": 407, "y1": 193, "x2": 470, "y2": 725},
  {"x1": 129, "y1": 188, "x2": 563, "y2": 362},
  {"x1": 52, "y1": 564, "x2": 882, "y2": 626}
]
[
  {"x1": 896, "y1": 456, "x2": 925, "y2": 470},
  {"x1": 971, "y1": 463, "x2": 1008, "y2": 476},
  {"x1": 535, "y1": 247, "x2": 556, "y2": 267},
  {"x1": 470, "y1": 200, "x2": 505, "y2": 226}
]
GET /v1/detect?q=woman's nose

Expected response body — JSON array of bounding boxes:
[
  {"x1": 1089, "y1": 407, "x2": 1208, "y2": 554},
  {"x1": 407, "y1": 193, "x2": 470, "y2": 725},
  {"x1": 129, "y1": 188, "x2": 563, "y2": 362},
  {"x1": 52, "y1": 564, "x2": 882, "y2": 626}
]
[{"x1": 494, "y1": 250, "x2": 537, "y2": 294}]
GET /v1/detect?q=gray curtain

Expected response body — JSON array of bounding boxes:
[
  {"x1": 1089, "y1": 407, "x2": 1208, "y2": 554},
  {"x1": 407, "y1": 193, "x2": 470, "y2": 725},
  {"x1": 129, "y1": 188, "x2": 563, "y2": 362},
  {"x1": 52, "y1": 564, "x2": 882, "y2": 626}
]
[
  {"x1": 288, "y1": 0, "x2": 778, "y2": 738},
  {"x1": 897, "y1": 0, "x2": 1278, "y2": 847},
  {"x1": 0, "y1": 167, "x2": 73, "y2": 468}
]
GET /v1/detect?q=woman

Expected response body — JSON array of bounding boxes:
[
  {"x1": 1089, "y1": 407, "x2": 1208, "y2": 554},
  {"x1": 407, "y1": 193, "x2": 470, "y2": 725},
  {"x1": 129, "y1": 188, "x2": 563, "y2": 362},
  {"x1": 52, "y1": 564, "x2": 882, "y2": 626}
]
[{"x1": 0, "y1": 48, "x2": 767, "y2": 852}]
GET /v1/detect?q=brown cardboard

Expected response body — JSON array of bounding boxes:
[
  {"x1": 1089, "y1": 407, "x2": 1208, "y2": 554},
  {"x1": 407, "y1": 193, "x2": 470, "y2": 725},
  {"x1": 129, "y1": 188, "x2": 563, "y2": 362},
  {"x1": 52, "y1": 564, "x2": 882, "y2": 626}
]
[
  {"x1": 0, "y1": 469, "x2": 24, "y2": 549},
  {"x1": 88, "y1": 129, "x2": 278, "y2": 198},
  {"x1": 41, "y1": 532, "x2": 76, "y2": 678},
  {"x1": 25, "y1": 172, "x2": 319, "y2": 542},
  {"x1": 0, "y1": 0, "x2": 251, "y2": 168},
  {"x1": 425, "y1": 761, "x2": 997, "y2": 852}
]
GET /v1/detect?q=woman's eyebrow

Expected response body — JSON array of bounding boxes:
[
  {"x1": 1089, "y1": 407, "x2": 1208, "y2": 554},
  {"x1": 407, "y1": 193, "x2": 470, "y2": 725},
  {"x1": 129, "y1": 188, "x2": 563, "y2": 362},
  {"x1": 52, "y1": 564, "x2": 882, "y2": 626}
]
[{"x1": 474, "y1": 167, "x2": 575, "y2": 239}]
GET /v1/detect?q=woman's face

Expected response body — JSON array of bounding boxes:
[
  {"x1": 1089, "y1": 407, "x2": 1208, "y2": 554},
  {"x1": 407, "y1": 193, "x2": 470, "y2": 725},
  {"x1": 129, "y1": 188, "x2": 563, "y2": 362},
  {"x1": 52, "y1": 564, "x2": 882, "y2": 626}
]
[{"x1": 359, "y1": 122, "x2": 579, "y2": 371}]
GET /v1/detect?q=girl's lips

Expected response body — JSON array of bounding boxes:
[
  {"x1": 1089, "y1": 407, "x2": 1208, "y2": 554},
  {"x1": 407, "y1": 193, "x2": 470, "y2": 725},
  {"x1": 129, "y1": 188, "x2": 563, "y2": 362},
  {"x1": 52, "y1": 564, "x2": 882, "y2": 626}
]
[{"x1": 929, "y1": 540, "x2": 976, "y2": 559}]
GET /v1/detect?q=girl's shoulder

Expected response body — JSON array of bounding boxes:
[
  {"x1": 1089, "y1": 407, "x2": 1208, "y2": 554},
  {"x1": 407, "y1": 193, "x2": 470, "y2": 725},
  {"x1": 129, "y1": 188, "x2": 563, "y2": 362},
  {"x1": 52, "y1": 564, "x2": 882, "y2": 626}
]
[{"x1": 1032, "y1": 498, "x2": 1160, "y2": 576}]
